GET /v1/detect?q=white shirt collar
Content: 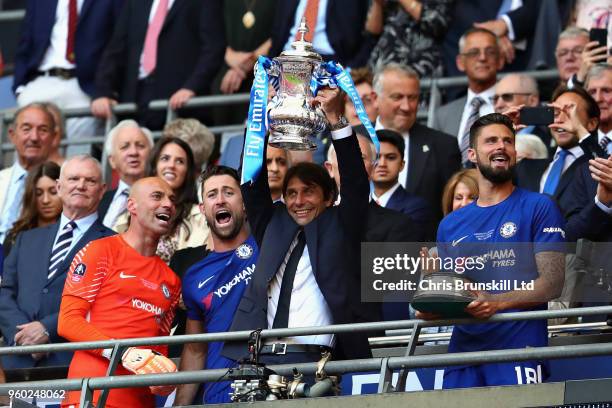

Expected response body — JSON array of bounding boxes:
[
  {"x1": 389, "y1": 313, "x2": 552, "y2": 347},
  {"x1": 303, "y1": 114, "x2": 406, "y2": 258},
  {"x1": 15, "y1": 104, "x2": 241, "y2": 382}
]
[
  {"x1": 371, "y1": 182, "x2": 401, "y2": 207},
  {"x1": 59, "y1": 211, "x2": 98, "y2": 233},
  {"x1": 11, "y1": 161, "x2": 27, "y2": 182},
  {"x1": 467, "y1": 85, "x2": 496, "y2": 106},
  {"x1": 599, "y1": 128, "x2": 612, "y2": 142},
  {"x1": 114, "y1": 179, "x2": 131, "y2": 198},
  {"x1": 554, "y1": 144, "x2": 584, "y2": 160}
]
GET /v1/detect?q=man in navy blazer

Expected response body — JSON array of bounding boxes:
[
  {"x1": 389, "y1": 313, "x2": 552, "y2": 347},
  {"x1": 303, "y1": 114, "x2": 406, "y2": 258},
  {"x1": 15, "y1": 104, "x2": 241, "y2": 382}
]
[
  {"x1": 268, "y1": 0, "x2": 370, "y2": 67},
  {"x1": 0, "y1": 155, "x2": 114, "y2": 369},
  {"x1": 91, "y1": 0, "x2": 224, "y2": 129},
  {"x1": 224, "y1": 88, "x2": 373, "y2": 363},
  {"x1": 371, "y1": 129, "x2": 435, "y2": 240},
  {"x1": 13, "y1": 0, "x2": 124, "y2": 155}
]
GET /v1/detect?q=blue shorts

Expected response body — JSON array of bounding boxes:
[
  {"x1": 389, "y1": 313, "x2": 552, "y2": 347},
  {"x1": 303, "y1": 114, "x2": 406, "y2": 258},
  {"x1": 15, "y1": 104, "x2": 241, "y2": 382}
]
[{"x1": 443, "y1": 362, "x2": 546, "y2": 389}]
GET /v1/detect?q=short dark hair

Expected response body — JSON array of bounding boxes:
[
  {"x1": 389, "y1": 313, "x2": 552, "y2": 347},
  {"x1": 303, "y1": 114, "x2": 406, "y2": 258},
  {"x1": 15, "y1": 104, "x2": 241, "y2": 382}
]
[
  {"x1": 551, "y1": 85, "x2": 601, "y2": 121},
  {"x1": 376, "y1": 129, "x2": 405, "y2": 159},
  {"x1": 200, "y1": 165, "x2": 240, "y2": 191},
  {"x1": 282, "y1": 162, "x2": 337, "y2": 203},
  {"x1": 469, "y1": 113, "x2": 515, "y2": 147}
]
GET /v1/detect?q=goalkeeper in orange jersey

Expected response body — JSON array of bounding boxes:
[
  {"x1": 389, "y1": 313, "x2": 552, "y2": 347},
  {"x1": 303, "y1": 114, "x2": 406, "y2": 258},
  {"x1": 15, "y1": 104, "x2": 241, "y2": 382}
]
[{"x1": 58, "y1": 177, "x2": 181, "y2": 408}]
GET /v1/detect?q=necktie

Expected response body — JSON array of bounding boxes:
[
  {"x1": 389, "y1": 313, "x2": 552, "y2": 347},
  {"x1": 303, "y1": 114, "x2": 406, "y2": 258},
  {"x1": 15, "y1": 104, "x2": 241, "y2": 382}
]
[
  {"x1": 66, "y1": 0, "x2": 77, "y2": 63},
  {"x1": 273, "y1": 230, "x2": 306, "y2": 329},
  {"x1": 142, "y1": 0, "x2": 170, "y2": 75},
  {"x1": 600, "y1": 135, "x2": 611, "y2": 155},
  {"x1": 460, "y1": 97, "x2": 484, "y2": 166},
  {"x1": 48, "y1": 221, "x2": 76, "y2": 279},
  {"x1": 542, "y1": 149, "x2": 569, "y2": 196},
  {"x1": 296, "y1": 0, "x2": 320, "y2": 42}
]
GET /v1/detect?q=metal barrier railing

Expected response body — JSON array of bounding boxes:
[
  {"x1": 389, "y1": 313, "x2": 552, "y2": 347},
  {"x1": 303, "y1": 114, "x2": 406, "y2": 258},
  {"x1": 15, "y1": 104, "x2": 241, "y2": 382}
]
[{"x1": 0, "y1": 305, "x2": 610, "y2": 407}]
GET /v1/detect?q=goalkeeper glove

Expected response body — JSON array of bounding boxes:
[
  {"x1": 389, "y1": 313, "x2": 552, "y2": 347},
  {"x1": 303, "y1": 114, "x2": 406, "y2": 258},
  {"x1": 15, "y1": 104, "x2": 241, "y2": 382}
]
[{"x1": 120, "y1": 347, "x2": 177, "y2": 396}]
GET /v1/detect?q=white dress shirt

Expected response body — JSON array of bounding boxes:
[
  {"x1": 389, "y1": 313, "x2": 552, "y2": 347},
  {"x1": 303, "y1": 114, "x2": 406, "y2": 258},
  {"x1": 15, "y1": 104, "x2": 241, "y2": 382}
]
[
  {"x1": 39, "y1": 0, "x2": 85, "y2": 71},
  {"x1": 0, "y1": 162, "x2": 28, "y2": 242},
  {"x1": 102, "y1": 180, "x2": 130, "y2": 229},
  {"x1": 55, "y1": 212, "x2": 98, "y2": 255},
  {"x1": 283, "y1": 0, "x2": 335, "y2": 56},
  {"x1": 539, "y1": 145, "x2": 584, "y2": 193},
  {"x1": 375, "y1": 117, "x2": 410, "y2": 188},
  {"x1": 457, "y1": 87, "x2": 496, "y2": 140},
  {"x1": 371, "y1": 182, "x2": 401, "y2": 207},
  {"x1": 138, "y1": 0, "x2": 177, "y2": 79}
]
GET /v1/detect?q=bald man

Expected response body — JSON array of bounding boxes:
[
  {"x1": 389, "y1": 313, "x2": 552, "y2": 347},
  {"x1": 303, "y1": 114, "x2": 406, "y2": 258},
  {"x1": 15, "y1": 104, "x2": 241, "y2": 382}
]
[{"x1": 58, "y1": 177, "x2": 181, "y2": 408}]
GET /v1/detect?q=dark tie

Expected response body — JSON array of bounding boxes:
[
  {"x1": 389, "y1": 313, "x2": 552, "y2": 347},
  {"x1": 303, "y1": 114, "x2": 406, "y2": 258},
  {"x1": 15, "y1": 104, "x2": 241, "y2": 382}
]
[
  {"x1": 66, "y1": 0, "x2": 77, "y2": 63},
  {"x1": 460, "y1": 97, "x2": 484, "y2": 166},
  {"x1": 273, "y1": 230, "x2": 306, "y2": 329},
  {"x1": 600, "y1": 136, "x2": 611, "y2": 155},
  {"x1": 542, "y1": 149, "x2": 569, "y2": 195},
  {"x1": 48, "y1": 221, "x2": 76, "y2": 279}
]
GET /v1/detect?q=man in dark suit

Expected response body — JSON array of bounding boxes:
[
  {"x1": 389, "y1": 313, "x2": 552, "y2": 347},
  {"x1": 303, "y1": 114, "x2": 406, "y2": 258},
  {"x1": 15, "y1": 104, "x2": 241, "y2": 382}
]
[
  {"x1": 442, "y1": 0, "x2": 539, "y2": 77},
  {"x1": 370, "y1": 129, "x2": 434, "y2": 240},
  {"x1": 584, "y1": 64, "x2": 612, "y2": 158},
  {"x1": 98, "y1": 120, "x2": 153, "y2": 229},
  {"x1": 90, "y1": 0, "x2": 224, "y2": 129},
  {"x1": 268, "y1": 0, "x2": 370, "y2": 67},
  {"x1": 0, "y1": 155, "x2": 114, "y2": 369},
  {"x1": 373, "y1": 63, "x2": 461, "y2": 221},
  {"x1": 493, "y1": 73, "x2": 555, "y2": 155},
  {"x1": 515, "y1": 86, "x2": 601, "y2": 215},
  {"x1": 13, "y1": 0, "x2": 124, "y2": 156},
  {"x1": 224, "y1": 88, "x2": 372, "y2": 364}
]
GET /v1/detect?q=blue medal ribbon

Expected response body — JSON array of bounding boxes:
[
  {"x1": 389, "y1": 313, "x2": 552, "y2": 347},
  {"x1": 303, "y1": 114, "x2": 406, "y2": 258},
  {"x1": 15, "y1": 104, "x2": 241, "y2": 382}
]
[
  {"x1": 313, "y1": 62, "x2": 380, "y2": 154},
  {"x1": 241, "y1": 56, "x2": 271, "y2": 185}
]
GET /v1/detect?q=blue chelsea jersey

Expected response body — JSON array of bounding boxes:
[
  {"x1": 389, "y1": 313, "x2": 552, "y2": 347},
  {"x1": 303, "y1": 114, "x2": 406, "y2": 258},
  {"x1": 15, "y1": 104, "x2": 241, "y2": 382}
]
[
  {"x1": 436, "y1": 188, "x2": 565, "y2": 355},
  {"x1": 182, "y1": 236, "x2": 259, "y2": 404}
]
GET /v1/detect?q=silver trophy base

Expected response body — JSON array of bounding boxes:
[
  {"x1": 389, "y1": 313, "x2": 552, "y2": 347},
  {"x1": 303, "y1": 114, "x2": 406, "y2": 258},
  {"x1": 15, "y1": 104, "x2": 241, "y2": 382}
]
[{"x1": 269, "y1": 129, "x2": 317, "y2": 151}]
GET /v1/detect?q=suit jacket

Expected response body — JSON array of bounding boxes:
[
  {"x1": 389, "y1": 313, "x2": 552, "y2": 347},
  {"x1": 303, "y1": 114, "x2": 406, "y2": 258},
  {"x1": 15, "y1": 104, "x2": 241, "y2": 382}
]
[
  {"x1": 224, "y1": 133, "x2": 372, "y2": 361},
  {"x1": 97, "y1": 188, "x2": 116, "y2": 221},
  {"x1": 386, "y1": 185, "x2": 435, "y2": 241},
  {"x1": 94, "y1": 0, "x2": 224, "y2": 102},
  {"x1": 580, "y1": 133, "x2": 606, "y2": 159},
  {"x1": 515, "y1": 152, "x2": 590, "y2": 216},
  {"x1": 432, "y1": 96, "x2": 466, "y2": 138},
  {"x1": 366, "y1": 201, "x2": 426, "y2": 242},
  {"x1": 13, "y1": 0, "x2": 124, "y2": 96},
  {"x1": 268, "y1": 0, "x2": 369, "y2": 67},
  {"x1": 0, "y1": 219, "x2": 114, "y2": 369},
  {"x1": 405, "y1": 123, "x2": 462, "y2": 221}
]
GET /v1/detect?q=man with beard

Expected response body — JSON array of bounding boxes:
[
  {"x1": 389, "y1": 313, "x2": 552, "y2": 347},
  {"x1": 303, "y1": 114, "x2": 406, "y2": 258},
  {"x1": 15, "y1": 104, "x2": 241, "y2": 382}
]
[
  {"x1": 173, "y1": 166, "x2": 257, "y2": 406},
  {"x1": 58, "y1": 177, "x2": 181, "y2": 408},
  {"x1": 420, "y1": 113, "x2": 566, "y2": 388}
]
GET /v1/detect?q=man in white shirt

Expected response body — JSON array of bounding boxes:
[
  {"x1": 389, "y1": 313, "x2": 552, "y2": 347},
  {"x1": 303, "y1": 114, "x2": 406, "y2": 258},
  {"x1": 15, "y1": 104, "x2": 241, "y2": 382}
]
[
  {"x1": 0, "y1": 103, "x2": 56, "y2": 242},
  {"x1": 585, "y1": 64, "x2": 612, "y2": 157},
  {"x1": 13, "y1": 0, "x2": 123, "y2": 156},
  {"x1": 98, "y1": 120, "x2": 154, "y2": 230},
  {"x1": 433, "y1": 27, "x2": 503, "y2": 165}
]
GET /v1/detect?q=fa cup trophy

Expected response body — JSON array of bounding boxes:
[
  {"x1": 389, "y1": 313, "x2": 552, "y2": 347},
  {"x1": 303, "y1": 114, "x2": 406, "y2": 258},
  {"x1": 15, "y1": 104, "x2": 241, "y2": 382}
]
[{"x1": 265, "y1": 18, "x2": 328, "y2": 151}]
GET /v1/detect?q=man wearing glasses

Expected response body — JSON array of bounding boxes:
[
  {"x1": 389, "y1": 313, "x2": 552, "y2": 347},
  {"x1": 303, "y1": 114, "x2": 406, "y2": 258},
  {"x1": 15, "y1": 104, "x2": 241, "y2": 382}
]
[
  {"x1": 433, "y1": 28, "x2": 504, "y2": 166},
  {"x1": 555, "y1": 27, "x2": 590, "y2": 88},
  {"x1": 493, "y1": 73, "x2": 554, "y2": 155}
]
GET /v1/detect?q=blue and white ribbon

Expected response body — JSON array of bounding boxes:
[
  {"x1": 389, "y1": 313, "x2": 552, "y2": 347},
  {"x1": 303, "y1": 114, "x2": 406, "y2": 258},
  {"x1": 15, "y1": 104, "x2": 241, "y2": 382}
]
[
  {"x1": 313, "y1": 62, "x2": 380, "y2": 154},
  {"x1": 241, "y1": 56, "x2": 271, "y2": 185}
]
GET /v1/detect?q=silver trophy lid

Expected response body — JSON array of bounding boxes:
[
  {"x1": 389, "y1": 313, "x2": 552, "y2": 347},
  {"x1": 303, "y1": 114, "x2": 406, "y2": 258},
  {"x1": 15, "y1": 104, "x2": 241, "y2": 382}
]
[{"x1": 278, "y1": 17, "x2": 322, "y2": 62}]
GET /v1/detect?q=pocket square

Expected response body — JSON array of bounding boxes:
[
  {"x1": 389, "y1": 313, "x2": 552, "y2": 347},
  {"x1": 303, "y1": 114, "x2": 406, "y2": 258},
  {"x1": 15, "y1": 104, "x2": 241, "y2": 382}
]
[{"x1": 422, "y1": 145, "x2": 430, "y2": 153}]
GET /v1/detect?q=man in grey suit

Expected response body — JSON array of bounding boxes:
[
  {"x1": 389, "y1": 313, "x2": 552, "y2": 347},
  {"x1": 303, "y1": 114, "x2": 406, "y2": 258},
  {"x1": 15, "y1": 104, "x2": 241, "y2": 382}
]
[
  {"x1": 0, "y1": 155, "x2": 114, "y2": 369},
  {"x1": 433, "y1": 28, "x2": 503, "y2": 166}
]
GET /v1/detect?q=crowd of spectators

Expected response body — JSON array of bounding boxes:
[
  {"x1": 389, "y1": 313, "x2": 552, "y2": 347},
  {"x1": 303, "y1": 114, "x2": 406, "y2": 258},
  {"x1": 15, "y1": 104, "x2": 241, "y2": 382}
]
[{"x1": 0, "y1": 0, "x2": 611, "y2": 405}]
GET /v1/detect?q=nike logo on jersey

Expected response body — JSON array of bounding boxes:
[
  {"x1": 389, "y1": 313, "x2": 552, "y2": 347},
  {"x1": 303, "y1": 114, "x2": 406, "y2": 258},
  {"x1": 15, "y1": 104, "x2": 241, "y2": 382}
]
[
  {"x1": 452, "y1": 235, "x2": 469, "y2": 247},
  {"x1": 198, "y1": 275, "x2": 215, "y2": 289},
  {"x1": 119, "y1": 271, "x2": 137, "y2": 279}
]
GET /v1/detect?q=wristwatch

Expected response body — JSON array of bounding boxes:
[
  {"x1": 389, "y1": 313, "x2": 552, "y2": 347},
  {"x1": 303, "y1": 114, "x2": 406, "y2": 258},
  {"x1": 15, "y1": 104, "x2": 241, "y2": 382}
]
[{"x1": 329, "y1": 116, "x2": 349, "y2": 131}]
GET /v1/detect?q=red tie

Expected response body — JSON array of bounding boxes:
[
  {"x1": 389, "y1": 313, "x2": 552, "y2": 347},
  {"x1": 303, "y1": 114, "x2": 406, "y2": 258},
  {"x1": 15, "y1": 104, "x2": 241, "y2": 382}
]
[
  {"x1": 296, "y1": 0, "x2": 320, "y2": 42},
  {"x1": 66, "y1": 0, "x2": 77, "y2": 63},
  {"x1": 142, "y1": 0, "x2": 170, "y2": 75}
]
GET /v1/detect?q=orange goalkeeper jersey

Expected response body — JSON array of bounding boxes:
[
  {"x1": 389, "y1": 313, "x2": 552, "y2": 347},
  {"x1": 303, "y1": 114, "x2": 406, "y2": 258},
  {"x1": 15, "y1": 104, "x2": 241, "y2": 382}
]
[{"x1": 60, "y1": 235, "x2": 180, "y2": 408}]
